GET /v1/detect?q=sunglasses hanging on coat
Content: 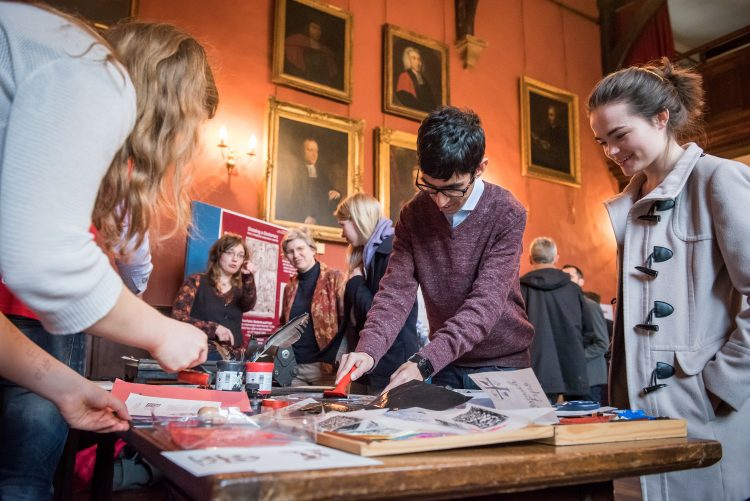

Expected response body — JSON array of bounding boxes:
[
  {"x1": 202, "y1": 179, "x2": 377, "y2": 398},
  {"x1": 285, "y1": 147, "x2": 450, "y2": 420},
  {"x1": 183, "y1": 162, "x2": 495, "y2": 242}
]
[
  {"x1": 636, "y1": 300, "x2": 674, "y2": 332},
  {"x1": 638, "y1": 199, "x2": 676, "y2": 223},
  {"x1": 635, "y1": 246, "x2": 674, "y2": 277},
  {"x1": 642, "y1": 362, "x2": 675, "y2": 395}
]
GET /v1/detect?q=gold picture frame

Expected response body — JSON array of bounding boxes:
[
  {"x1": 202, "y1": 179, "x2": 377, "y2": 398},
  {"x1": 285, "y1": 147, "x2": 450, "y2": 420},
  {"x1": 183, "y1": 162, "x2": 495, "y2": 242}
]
[
  {"x1": 520, "y1": 76, "x2": 581, "y2": 187},
  {"x1": 375, "y1": 127, "x2": 419, "y2": 223},
  {"x1": 383, "y1": 24, "x2": 449, "y2": 121},
  {"x1": 265, "y1": 98, "x2": 363, "y2": 242},
  {"x1": 272, "y1": 0, "x2": 352, "y2": 103},
  {"x1": 47, "y1": 0, "x2": 138, "y2": 29}
]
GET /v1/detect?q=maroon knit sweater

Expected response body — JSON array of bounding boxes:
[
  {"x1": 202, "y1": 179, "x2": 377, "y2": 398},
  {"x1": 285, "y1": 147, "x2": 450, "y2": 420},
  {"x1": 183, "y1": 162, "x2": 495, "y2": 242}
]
[{"x1": 357, "y1": 182, "x2": 534, "y2": 374}]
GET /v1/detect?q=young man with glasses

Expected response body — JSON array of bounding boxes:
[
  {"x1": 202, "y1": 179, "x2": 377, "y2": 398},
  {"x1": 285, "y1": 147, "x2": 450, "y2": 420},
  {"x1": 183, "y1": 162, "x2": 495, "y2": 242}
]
[{"x1": 337, "y1": 106, "x2": 534, "y2": 391}]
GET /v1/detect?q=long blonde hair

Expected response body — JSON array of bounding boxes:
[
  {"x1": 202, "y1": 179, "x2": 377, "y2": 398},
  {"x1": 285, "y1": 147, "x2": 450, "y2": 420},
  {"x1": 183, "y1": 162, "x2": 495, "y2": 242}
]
[
  {"x1": 334, "y1": 193, "x2": 382, "y2": 274},
  {"x1": 94, "y1": 21, "x2": 218, "y2": 255}
]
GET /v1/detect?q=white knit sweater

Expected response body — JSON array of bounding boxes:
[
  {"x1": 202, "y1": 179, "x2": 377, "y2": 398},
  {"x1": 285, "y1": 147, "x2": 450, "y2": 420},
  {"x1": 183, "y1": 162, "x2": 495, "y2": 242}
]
[{"x1": 0, "y1": 3, "x2": 136, "y2": 333}]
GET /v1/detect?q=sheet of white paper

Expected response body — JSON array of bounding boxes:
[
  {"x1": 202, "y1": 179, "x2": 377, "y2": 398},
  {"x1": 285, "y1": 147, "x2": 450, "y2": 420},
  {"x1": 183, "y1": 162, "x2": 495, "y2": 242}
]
[
  {"x1": 124, "y1": 393, "x2": 219, "y2": 418},
  {"x1": 469, "y1": 369, "x2": 554, "y2": 410},
  {"x1": 162, "y1": 443, "x2": 381, "y2": 476}
]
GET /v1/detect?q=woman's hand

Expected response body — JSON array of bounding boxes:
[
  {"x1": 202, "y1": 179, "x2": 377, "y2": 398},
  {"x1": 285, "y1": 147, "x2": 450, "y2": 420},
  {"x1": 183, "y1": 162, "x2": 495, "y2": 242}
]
[
  {"x1": 150, "y1": 319, "x2": 208, "y2": 372},
  {"x1": 337, "y1": 352, "x2": 374, "y2": 383},
  {"x1": 214, "y1": 324, "x2": 235, "y2": 345},
  {"x1": 241, "y1": 260, "x2": 257, "y2": 275},
  {"x1": 57, "y1": 382, "x2": 131, "y2": 432}
]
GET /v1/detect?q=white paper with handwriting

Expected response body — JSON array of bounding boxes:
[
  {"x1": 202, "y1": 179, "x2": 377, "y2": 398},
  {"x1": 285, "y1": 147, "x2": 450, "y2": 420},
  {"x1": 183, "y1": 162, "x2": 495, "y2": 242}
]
[
  {"x1": 124, "y1": 393, "x2": 219, "y2": 418},
  {"x1": 468, "y1": 369, "x2": 558, "y2": 424},
  {"x1": 162, "y1": 443, "x2": 380, "y2": 476}
]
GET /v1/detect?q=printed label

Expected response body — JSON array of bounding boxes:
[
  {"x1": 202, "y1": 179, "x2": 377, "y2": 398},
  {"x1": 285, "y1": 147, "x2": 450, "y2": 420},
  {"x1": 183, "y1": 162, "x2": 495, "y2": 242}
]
[
  {"x1": 246, "y1": 371, "x2": 273, "y2": 393},
  {"x1": 215, "y1": 370, "x2": 244, "y2": 391}
]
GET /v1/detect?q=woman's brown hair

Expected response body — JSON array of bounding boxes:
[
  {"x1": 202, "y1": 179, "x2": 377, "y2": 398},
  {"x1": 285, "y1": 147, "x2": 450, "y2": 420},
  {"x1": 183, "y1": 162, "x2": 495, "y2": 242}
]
[
  {"x1": 587, "y1": 57, "x2": 704, "y2": 143},
  {"x1": 206, "y1": 233, "x2": 248, "y2": 289}
]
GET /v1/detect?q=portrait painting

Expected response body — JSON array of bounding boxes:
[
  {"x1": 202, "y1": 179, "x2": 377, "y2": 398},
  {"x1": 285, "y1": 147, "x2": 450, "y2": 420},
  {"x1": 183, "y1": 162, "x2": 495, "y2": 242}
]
[
  {"x1": 520, "y1": 76, "x2": 581, "y2": 187},
  {"x1": 272, "y1": 0, "x2": 352, "y2": 103},
  {"x1": 46, "y1": 0, "x2": 137, "y2": 28},
  {"x1": 375, "y1": 127, "x2": 419, "y2": 223},
  {"x1": 383, "y1": 24, "x2": 449, "y2": 121},
  {"x1": 266, "y1": 99, "x2": 363, "y2": 242}
]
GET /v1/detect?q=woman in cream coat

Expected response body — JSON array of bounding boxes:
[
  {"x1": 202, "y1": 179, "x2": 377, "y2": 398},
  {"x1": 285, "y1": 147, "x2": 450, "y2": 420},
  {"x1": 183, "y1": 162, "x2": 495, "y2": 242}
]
[{"x1": 590, "y1": 58, "x2": 750, "y2": 501}]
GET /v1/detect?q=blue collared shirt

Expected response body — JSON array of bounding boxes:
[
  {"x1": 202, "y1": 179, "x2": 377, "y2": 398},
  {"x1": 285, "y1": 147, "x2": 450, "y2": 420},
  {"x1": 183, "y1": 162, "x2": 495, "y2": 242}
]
[{"x1": 445, "y1": 178, "x2": 484, "y2": 227}]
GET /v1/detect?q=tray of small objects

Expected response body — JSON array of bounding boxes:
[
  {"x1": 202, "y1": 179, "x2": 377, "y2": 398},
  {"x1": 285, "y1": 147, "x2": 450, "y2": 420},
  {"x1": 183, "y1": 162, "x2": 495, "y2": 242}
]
[{"x1": 538, "y1": 403, "x2": 687, "y2": 446}]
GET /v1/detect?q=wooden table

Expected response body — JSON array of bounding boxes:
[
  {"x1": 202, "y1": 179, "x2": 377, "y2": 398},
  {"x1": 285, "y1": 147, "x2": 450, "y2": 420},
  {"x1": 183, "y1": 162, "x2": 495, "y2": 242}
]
[{"x1": 120, "y1": 427, "x2": 721, "y2": 500}]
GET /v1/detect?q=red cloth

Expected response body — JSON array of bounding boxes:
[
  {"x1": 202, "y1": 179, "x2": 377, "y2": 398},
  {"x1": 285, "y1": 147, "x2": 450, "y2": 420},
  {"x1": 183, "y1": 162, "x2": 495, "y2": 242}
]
[
  {"x1": 74, "y1": 439, "x2": 127, "y2": 489},
  {"x1": 396, "y1": 71, "x2": 416, "y2": 96},
  {"x1": 0, "y1": 225, "x2": 98, "y2": 321},
  {"x1": 615, "y1": 0, "x2": 676, "y2": 66}
]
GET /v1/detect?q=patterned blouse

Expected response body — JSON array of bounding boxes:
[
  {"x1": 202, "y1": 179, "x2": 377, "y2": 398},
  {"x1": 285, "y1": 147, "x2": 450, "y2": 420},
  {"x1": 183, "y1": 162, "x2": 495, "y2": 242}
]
[
  {"x1": 172, "y1": 272, "x2": 257, "y2": 341},
  {"x1": 281, "y1": 262, "x2": 344, "y2": 350}
]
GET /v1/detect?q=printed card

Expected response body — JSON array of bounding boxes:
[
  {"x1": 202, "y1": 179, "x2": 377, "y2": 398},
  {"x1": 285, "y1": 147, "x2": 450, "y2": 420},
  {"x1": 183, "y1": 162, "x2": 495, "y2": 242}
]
[
  {"x1": 469, "y1": 368, "x2": 552, "y2": 410},
  {"x1": 162, "y1": 443, "x2": 381, "y2": 476}
]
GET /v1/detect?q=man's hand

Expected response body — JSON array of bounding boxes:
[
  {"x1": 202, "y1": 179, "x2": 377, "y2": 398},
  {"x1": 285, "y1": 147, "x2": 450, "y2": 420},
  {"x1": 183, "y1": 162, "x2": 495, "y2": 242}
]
[
  {"x1": 214, "y1": 325, "x2": 235, "y2": 346},
  {"x1": 382, "y1": 361, "x2": 423, "y2": 393},
  {"x1": 57, "y1": 381, "x2": 131, "y2": 433},
  {"x1": 336, "y1": 352, "x2": 374, "y2": 383},
  {"x1": 328, "y1": 190, "x2": 341, "y2": 201}
]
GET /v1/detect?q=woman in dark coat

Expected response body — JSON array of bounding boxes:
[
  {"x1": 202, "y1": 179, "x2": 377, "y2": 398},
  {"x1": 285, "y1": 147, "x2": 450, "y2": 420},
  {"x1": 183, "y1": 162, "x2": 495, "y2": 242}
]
[{"x1": 333, "y1": 193, "x2": 419, "y2": 393}]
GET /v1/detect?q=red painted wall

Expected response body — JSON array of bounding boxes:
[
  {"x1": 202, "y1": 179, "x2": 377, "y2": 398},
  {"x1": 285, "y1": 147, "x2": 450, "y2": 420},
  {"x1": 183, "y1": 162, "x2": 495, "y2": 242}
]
[{"x1": 139, "y1": 0, "x2": 619, "y2": 308}]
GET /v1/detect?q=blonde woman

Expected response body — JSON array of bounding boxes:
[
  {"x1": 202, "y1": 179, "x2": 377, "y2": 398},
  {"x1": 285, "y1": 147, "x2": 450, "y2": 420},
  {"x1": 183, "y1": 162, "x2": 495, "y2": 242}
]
[
  {"x1": 333, "y1": 193, "x2": 418, "y2": 393},
  {"x1": 280, "y1": 227, "x2": 343, "y2": 386},
  {"x1": 0, "y1": 6, "x2": 215, "y2": 497}
]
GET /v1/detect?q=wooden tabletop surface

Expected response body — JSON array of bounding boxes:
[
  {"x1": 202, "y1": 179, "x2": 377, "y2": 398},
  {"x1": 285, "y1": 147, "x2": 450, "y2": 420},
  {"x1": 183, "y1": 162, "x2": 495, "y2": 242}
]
[{"x1": 123, "y1": 427, "x2": 721, "y2": 500}]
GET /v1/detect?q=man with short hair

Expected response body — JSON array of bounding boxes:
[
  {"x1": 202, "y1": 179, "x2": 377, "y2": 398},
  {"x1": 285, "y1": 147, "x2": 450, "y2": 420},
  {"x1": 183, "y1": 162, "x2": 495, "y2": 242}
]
[
  {"x1": 337, "y1": 106, "x2": 534, "y2": 391},
  {"x1": 278, "y1": 138, "x2": 342, "y2": 227},
  {"x1": 562, "y1": 264, "x2": 610, "y2": 405},
  {"x1": 520, "y1": 237, "x2": 590, "y2": 403}
]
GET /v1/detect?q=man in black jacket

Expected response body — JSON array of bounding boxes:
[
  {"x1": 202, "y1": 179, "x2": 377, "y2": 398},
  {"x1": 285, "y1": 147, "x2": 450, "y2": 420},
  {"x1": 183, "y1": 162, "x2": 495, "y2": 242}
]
[{"x1": 520, "y1": 237, "x2": 590, "y2": 404}]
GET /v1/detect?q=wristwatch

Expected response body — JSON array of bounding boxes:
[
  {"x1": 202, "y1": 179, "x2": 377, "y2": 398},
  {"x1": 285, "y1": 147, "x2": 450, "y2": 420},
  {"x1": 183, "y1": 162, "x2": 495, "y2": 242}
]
[{"x1": 407, "y1": 353, "x2": 434, "y2": 380}]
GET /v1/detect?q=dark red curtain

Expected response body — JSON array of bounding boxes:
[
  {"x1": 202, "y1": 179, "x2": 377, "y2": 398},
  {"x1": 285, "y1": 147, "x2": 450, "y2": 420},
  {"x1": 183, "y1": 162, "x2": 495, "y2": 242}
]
[{"x1": 615, "y1": 0, "x2": 676, "y2": 66}]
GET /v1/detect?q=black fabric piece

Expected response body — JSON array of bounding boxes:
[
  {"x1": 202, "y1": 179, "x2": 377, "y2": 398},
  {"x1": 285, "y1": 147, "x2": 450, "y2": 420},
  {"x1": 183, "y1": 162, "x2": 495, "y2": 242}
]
[
  {"x1": 366, "y1": 380, "x2": 471, "y2": 411},
  {"x1": 520, "y1": 268, "x2": 590, "y2": 395},
  {"x1": 192, "y1": 274, "x2": 243, "y2": 347},
  {"x1": 291, "y1": 262, "x2": 321, "y2": 363}
]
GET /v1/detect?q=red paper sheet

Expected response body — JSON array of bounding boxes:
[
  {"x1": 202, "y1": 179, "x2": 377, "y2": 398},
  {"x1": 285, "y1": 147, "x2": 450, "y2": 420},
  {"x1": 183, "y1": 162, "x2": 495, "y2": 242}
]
[{"x1": 111, "y1": 379, "x2": 250, "y2": 412}]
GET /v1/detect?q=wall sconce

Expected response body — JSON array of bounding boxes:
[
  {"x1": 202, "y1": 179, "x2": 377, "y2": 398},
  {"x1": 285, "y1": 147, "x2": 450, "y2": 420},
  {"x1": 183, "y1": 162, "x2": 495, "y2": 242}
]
[{"x1": 218, "y1": 126, "x2": 257, "y2": 174}]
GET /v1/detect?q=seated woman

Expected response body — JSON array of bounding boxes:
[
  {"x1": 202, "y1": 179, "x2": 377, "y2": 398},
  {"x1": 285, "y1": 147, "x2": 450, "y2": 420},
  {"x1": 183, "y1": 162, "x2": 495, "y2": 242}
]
[
  {"x1": 172, "y1": 233, "x2": 257, "y2": 360},
  {"x1": 280, "y1": 227, "x2": 343, "y2": 386},
  {"x1": 334, "y1": 193, "x2": 419, "y2": 393}
]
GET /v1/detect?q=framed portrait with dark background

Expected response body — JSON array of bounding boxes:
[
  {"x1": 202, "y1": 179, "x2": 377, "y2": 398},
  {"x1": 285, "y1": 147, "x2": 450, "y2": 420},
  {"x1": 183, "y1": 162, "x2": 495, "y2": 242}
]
[
  {"x1": 520, "y1": 76, "x2": 581, "y2": 187},
  {"x1": 265, "y1": 99, "x2": 363, "y2": 242},
  {"x1": 375, "y1": 127, "x2": 419, "y2": 223},
  {"x1": 272, "y1": 0, "x2": 352, "y2": 103},
  {"x1": 45, "y1": 0, "x2": 137, "y2": 28},
  {"x1": 383, "y1": 24, "x2": 449, "y2": 121}
]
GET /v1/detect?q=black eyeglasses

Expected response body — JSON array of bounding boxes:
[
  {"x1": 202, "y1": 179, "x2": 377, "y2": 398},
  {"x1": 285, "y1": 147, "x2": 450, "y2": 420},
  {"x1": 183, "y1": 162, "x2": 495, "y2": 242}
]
[
  {"x1": 642, "y1": 362, "x2": 675, "y2": 394},
  {"x1": 415, "y1": 169, "x2": 476, "y2": 199},
  {"x1": 638, "y1": 199, "x2": 676, "y2": 223},
  {"x1": 636, "y1": 300, "x2": 674, "y2": 332},
  {"x1": 635, "y1": 246, "x2": 673, "y2": 277}
]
